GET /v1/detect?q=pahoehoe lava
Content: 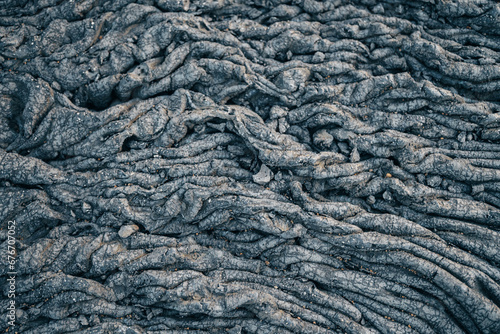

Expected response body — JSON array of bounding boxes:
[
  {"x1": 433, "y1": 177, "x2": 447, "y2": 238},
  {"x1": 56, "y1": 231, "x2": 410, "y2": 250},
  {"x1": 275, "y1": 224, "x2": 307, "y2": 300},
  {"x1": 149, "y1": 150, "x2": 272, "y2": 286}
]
[{"x1": 1, "y1": 0, "x2": 500, "y2": 333}]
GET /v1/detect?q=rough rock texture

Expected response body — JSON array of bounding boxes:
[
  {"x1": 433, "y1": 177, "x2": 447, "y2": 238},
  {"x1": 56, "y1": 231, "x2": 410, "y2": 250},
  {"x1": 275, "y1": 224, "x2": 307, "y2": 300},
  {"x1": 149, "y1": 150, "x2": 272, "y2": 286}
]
[{"x1": 1, "y1": 0, "x2": 500, "y2": 333}]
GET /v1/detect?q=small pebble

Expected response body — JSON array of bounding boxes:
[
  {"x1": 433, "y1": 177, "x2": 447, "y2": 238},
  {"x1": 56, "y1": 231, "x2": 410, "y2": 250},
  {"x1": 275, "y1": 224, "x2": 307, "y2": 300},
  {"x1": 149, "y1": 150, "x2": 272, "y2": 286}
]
[{"x1": 118, "y1": 224, "x2": 140, "y2": 238}]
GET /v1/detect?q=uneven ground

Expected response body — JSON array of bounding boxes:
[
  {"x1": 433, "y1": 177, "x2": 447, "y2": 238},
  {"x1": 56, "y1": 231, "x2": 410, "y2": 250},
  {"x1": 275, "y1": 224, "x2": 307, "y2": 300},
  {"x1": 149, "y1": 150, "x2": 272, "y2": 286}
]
[{"x1": 1, "y1": 0, "x2": 500, "y2": 333}]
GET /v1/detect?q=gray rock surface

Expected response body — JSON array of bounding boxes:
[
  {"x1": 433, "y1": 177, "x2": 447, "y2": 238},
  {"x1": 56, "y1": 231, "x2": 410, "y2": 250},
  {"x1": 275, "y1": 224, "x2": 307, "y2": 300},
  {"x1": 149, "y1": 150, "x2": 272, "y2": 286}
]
[{"x1": 1, "y1": 0, "x2": 500, "y2": 333}]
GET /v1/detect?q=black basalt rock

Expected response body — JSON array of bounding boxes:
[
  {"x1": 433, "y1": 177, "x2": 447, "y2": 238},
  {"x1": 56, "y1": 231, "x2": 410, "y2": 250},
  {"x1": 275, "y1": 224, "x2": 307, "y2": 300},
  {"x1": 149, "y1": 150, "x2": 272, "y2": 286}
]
[{"x1": 1, "y1": 0, "x2": 500, "y2": 333}]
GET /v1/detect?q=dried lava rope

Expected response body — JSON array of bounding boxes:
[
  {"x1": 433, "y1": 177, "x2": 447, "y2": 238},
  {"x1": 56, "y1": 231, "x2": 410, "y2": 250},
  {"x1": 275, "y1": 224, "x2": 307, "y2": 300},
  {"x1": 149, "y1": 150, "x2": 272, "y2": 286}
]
[{"x1": 1, "y1": 0, "x2": 500, "y2": 333}]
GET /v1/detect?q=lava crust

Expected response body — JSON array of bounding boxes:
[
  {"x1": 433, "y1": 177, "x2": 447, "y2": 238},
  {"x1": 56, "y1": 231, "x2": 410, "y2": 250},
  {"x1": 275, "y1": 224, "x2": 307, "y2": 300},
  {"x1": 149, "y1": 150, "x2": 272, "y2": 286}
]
[{"x1": 1, "y1": 1, "x2": 500, "y2": 333}]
